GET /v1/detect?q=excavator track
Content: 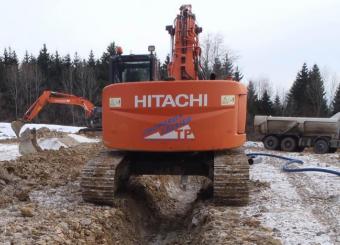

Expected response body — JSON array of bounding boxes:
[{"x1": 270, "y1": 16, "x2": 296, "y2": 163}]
[
  {"x1": 213, "y1": 148, "x2": 249, "y2": 206},
  {"x1": 80, "y1": 151, "x2": 127, "y2": 205}
]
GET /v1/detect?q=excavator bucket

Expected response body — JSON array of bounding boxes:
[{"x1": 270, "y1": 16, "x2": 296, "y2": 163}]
[
  {"x1": 11, "y1": 120, "x2": 42, "y2": 154},
  {"x1": 18, "y1": 128, "x2": 42, "y2": 155},
  {"x1": 11, "y1": 120, "x2": 25, "y2": 138}
]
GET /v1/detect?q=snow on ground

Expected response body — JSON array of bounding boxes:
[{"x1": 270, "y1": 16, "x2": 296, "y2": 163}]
[
  {"x1": 68, "y1": 134, "x2": 100, "y2": 143},
  {"x1": 0, "y1": 128, "x2": 339, "y2": 244},
  {"x1": 38, "y1": 138, "x2": 68, "y2": 151},
  {"x1": 0, "y1": 123, "x2": 16, "y2": 140},
  {"x1": 0, "y1": 122, "x2": 84, "y2": 140},
  {"x1": 244, "y1": 141, "x2": 263, "y2": 148},
  {"x1": 0, "y1": 144, "x2": 20, "y2": 161},
  {"x1": 245, "y1": 147, "x2": 340, "y2": 244},
  {"x1": 0, "y1": 123, "x2": 98, "y2": 161}
]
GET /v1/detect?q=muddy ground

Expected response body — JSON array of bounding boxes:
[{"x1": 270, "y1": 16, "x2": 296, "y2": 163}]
[{"x1": 0, "y1": 139, "x2": 339, "y2": 244}]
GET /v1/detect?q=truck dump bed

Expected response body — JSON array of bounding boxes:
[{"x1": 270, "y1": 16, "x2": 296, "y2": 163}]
[{"x1": 254, "y1": 113, "x2": 340, "y2": 139}]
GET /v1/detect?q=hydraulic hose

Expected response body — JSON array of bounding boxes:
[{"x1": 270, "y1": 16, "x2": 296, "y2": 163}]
[{"x1": 246, "y1": 152, "x2": 340, "y2": 177}]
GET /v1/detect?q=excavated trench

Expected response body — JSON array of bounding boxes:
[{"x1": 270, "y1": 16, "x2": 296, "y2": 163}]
[
  {"x1": 119, "y1": 176, "x2": 209, "y2": 244},
  {"x1": 0, "y1": 139, "x2": 279, "y2": 244}
]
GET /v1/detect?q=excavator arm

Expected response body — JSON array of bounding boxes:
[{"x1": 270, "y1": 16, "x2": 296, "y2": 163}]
[
  {"x1": 166, "y1": 4, "x2": 203, "y2": 80},
  {"x1": 11, "y1": 90, "x2": 96, "y2": 137},
  {"x1": 22, "y1": 90, "x2": 95, "y2": 121}
]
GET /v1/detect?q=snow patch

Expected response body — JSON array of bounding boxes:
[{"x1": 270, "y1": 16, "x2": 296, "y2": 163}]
[
  {"x1": 244, "y1": 148, "x2": 339, "y2": 244},
  {"x1": 0, "y1": 144, "x2": 21, "y2": 161},
  {"x1": 244, "y1": 141, "x2": 263, "y2": 148},
  {"x1": 0, "y1": 123, "x2": 99, "y2": 161},
  {"x1": 38, "y1": 138, "x2": 68, "y2": 150},
  {"x1": 0, "y1": 122, "x2": 84, "y2": 140},
  {"x1": 68, "y1": 134, "x2": 100, "y2": 143}
]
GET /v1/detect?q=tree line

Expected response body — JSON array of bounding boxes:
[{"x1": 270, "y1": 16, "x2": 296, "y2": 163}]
[
  {"x1": 246, "y1": 62, "x2": 340, "y2": 133},
  {"x1": 0, "y1": 39, "x2": 339, "y2": 130},
  {"x1": 0, "y1": 43, "x2": 117, "y2": 125}
]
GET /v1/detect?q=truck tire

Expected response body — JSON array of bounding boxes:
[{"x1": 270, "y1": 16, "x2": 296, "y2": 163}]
[
  {"x1": 296, "y1": 146, "x2": 305, "y2": 152},
  {"x1": 280, "y1": 137, "x2": 297, "y2": 152},
  {"x1": 263, "y1": 135, "x2": 280, "y2": 150},
  {"x1": 313, "y1": 139, "x2": 329, "y2": 154},
  {"x1": 328, "y1": 147, "x2": 337, "y2": 153}
]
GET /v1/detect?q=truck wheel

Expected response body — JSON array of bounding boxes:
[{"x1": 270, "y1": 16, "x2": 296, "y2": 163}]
[
  {"x1": 313, "y1": 139, "x2": 329, "y2": 154},
  {"x1": 280, "y1": 137, "x2": 297, "y2": 152},
  {"x1": 328, "y1": 147, "x2": 337, "y2": 153},
  {"x1": 296, "y1": 146, "x2": 305, "y2": 152},
  {"x1": 263, "y1": 136, "x2": 280, "y2": 150}
]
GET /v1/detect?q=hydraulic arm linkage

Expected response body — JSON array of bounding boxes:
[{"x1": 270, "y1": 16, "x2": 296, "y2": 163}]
[
  {"x1": 166, "y1": 4, "x2": 204, "y2": 80},
  {"x1": 11, "y1": 90, "x2": 97, "y2": 137}
]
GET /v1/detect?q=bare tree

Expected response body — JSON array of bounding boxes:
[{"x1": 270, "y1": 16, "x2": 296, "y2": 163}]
[
  {"x1": 252, "y1": 77, "x2": 272, "y2": 100},
  {"x1": 5, "y1": 65, "x2": 20, "y2": 118},
  {"x1": 200, "y1": 33, "x2": 238, "y2": 77},
  {"x1": 328, "y1": 73, "x2": 340, "y2": 110}
]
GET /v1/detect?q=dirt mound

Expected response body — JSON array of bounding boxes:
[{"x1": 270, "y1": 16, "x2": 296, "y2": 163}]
[
  {"x1": 0, "y1": 142, "x2": 280, "y2": 244},
  {"x1": 36, "y1": 127, "x2": 68, "y2": 139},
  {"x1": 124, "y1": 176, "x2": 279, "y2": 245},
  {"x1": 0, "y1": 143, "x2": 102, "y2": 208}
]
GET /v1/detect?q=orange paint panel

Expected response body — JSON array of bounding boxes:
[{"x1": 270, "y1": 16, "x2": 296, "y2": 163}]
[{"x1": 102, "y1": 80, "x2": 247, "y2": 152}]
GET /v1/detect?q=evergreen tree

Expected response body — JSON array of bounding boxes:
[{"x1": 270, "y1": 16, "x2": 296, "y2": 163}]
[
  {"x1": 332, "y1": 83, "x2": 340, "y2": 114},
  {"x1": 100, "y1": 42, "x2": 116, "y2": 64},
  {"x1": 273, "y1": 95, "x2": 282, "y2": 116},
  {"x1": 50, "y1": 51, "x2": 63, "y2": 90},
  {"x1": 3, "y1": 47, "x2": 19, "y2": 65},
  {"x1": 246, "y1": 81, "x2": 258, "y2": 133},
  {"x1": 247, "y1": 81, "x2": 258, "y2": 114},
  {"x1": 23, "y1": 51, "x2": 30, "y2": 64},
  {"x1": 286, "y1": 63, "x2": 309, "y2": 116},
  {"x1": 88, "y1": 50, "x2": 96, "y2": 67},
  {"x1": 37, "y1": 44, "x2": 50, "y2": 78},
  {"x1": 222, "y1": 53, "x2": 233, "y2": 78},
  {"x1": 233, "y1": 66, "x2": 243, "y2": 81},
  {"x1": 212, "y1": 57, "x2": 223, "y2": 79},
  {"x1": 160, "y1": 55, "x2": 170, "y2": 80},
  {"x1": 259, "y1": 90, "x2": 274, "y2": 115},
  {"x1": 62, "y1": 54, "x2": 72, "y2": 68},
  {"x1": 98, "y1": 42, "x2": 116, "y2": 82},
  {"x1": 306, "y1": 64, "x2": 328, "y2": 116}
]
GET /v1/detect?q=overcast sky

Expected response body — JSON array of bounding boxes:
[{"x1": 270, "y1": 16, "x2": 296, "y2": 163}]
[{"x1": 1, "y1": 0, "x2": 340, "y2": 92}]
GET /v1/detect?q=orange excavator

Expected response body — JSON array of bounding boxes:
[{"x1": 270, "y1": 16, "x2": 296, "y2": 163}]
[
  {"x1": 11, "y1": 90, "x2": 101, "y2": 137},
  {"x1": 81, "y1": 5, "x2": 249, "y2": 206}
]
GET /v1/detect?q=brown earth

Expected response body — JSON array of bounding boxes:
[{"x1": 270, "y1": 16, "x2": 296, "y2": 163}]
[{"x1": 0, "y1": 141, "x2": 280, "y2": 244}]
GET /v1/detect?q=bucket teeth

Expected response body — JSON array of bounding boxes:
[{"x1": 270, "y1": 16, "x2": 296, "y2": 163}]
[
  {"x1": 11, "y1": 120, "x2": 25, "y2": 138},
  {"x1": 18, "y1": 128, "x2": 42, "y2": 155}
]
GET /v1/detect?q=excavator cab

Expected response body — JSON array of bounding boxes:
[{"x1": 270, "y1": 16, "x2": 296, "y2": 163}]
[{"x1": 109, "y1": 52, "x2": 160, "y2": 83}]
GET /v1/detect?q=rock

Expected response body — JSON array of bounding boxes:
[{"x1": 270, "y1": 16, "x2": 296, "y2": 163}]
[
  {"x1": 20, "y1": 206, "x2": 34, "y2": 217},
  {"x1": 80, "y1": 218, "x2": 92, "y2": 226},
  {"x1": 15, "y1": 188, "x2": 31, "y2": 201},
  {"x1": 272, "y1": 228, "x2": 280, "y2": 232},
  {"x1": 191, "y1": 216, "x2": 199, "y2": 227},
  {"x1": 58, "y1": 222, "x2": 69, "y2": 232}
]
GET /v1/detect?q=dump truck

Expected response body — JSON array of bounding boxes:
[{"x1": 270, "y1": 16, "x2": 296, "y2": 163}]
[{"x1": 254, "y1": 113, "x2": 340, "y2": 154}]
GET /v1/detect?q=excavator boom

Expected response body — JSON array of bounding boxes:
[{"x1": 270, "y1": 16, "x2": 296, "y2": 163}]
[
  {"x1": 11, "y1": 90, "x2": 96, "y2": 137},
  {"x1": 11, "y1": 90, "x2": 99, "y2": 155},
  {"x1": 23, "y1": 91, "x2": 95, "y2": 121},
  {"x1": 166, "y1": 4, "x2": 203, "y2": 80}
]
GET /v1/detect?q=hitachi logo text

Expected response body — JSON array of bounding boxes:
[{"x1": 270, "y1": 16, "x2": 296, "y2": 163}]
[{"x1": 134, "y1": 94, "x2": 208, "y2": 108}]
